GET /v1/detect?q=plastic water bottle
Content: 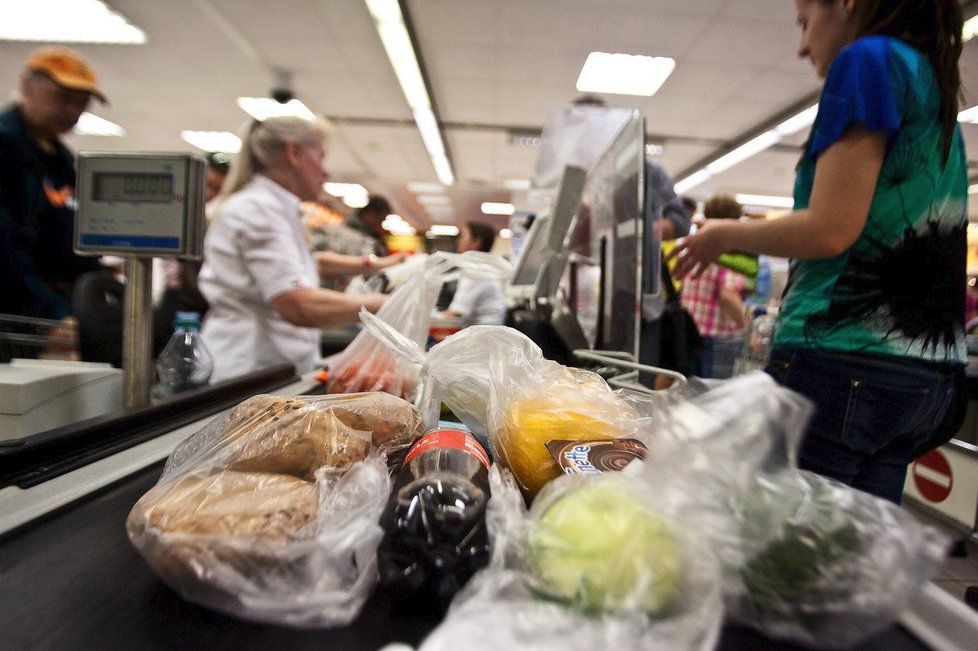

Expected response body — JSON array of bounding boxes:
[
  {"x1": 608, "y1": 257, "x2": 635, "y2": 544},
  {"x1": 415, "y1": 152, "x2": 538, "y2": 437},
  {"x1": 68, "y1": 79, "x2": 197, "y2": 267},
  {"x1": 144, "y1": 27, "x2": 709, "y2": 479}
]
[
  {"x1": 755, "y1": 255, "x2": 772, "y2": 303},
  {"x1": 154, "y1": 311, "x2": 213, "y2": 399},
  {"x1": 376, "y1": 428, "x2": 492, "y2": 613}
]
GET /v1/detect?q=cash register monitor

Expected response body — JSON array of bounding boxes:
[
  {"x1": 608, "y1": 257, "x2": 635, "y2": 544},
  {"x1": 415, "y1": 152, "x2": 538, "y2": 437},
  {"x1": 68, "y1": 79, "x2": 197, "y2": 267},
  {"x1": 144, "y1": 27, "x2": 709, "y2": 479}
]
[{"x1": 507, "y1": 164, "x2": 586, "y2": 301}]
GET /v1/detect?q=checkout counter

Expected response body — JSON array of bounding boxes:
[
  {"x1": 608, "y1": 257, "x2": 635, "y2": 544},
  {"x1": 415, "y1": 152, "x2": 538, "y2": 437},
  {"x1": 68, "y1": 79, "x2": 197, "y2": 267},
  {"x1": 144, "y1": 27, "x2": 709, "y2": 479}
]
[{"x1": 3, "y1": 365, "x2": 976, "y2": 650}]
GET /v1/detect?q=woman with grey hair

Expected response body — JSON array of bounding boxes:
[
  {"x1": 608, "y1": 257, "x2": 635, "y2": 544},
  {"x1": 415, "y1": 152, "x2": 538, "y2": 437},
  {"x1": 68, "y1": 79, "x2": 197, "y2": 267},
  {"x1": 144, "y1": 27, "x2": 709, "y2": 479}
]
[{"x1": 199, "y1": 116, "x2": 393, "y2": 381}]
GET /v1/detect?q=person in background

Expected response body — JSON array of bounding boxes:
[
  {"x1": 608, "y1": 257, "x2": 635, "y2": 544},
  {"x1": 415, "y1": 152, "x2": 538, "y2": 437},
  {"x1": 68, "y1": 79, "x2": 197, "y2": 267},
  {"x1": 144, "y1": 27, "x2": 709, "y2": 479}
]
[
  {"x1": 671, "y1": 0, "x2": 967, "y2": 503},
  {"x1": 199, "y1": 116, "x2": 395, "y2": 381},
  {"x1": 679, "y1": 195, "x2": 749, "y2": 378},
  {"x1": 442, "y1": 221, "x2": 506, "y2": 326},
  {"x1": 0, "y1": 47, "x2": 105, "y2": 320},
  {"x1": 154, "y1": 153, "x2": 232, "y2": 353},
  {"x1": 347, "y1": 194, "x2": 391, "y2": 255}
]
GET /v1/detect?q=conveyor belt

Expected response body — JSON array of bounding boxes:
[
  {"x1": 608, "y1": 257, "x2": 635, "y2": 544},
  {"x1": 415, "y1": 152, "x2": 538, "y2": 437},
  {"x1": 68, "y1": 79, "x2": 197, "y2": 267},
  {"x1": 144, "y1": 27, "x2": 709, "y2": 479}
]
[{"x1": 0, "y1": 463, "x2": 928, "y2": 651}]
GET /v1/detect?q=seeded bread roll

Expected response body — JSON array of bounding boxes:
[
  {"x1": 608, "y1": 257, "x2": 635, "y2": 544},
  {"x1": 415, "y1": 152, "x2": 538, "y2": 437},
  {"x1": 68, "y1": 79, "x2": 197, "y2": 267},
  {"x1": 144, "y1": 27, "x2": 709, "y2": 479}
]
[
  {"x1": 141, "y1": 471, "x2": 317, "y2": 540},
  {"x1": 219, "y1": 393, "x2": 424, "y2": 479}
]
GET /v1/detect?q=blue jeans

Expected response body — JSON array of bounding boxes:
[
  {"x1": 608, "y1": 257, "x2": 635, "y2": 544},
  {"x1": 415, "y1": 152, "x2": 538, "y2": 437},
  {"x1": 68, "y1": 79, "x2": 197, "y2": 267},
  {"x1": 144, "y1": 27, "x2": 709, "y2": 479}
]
[{"x1": 765, "y1": 347, "x2": 960, "y2": 504}]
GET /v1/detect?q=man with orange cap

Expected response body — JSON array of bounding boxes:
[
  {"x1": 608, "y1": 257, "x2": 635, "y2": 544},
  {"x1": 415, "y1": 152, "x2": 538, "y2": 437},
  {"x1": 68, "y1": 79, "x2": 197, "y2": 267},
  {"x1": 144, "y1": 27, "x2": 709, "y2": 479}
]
[{"x1": 0, "y1": 47, "x2": 108, "y2": 320}]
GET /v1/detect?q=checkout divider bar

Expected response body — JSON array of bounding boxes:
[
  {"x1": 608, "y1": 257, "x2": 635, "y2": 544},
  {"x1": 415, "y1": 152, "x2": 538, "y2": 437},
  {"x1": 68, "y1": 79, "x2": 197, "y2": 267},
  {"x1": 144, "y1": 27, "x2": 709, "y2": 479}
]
[{"x1": 0, "y1": 364, "x2": 298, "y2": 490}]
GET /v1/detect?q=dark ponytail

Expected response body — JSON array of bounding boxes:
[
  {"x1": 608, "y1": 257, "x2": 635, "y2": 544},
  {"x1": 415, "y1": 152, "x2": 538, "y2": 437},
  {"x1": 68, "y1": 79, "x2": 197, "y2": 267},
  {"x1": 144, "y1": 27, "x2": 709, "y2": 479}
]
[{"x1": 849, "y1": 0, "x2": 964, "y2": 166}]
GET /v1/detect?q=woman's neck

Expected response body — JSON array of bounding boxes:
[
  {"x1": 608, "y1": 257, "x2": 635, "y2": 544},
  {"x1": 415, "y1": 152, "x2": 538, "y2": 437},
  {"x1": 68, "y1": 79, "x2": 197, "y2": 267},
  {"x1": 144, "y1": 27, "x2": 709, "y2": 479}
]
[{"x1": 263, "y1": 168, "x2": 303, "y2": 200}]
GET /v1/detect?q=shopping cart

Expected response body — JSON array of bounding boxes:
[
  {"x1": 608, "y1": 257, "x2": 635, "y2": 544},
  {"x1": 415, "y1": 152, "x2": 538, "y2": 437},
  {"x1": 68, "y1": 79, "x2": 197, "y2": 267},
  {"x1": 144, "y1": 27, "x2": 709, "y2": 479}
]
[
  {"x1": 573, "y1": 349, "x2": 685, "y2": 395},
  {"x1": 0, "y1": 314, "x2": 79, "y2": 363}
]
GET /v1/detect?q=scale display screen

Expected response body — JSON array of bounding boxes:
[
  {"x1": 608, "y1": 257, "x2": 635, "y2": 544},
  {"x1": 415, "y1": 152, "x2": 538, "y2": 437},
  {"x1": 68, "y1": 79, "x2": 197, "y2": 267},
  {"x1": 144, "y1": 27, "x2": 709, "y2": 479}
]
[
  {"x1": 75, "y1": 153, "x2": 205, "y2": 257},
  {"x1": 92, "y1": 172, "x2": 173, "y2": 203}
]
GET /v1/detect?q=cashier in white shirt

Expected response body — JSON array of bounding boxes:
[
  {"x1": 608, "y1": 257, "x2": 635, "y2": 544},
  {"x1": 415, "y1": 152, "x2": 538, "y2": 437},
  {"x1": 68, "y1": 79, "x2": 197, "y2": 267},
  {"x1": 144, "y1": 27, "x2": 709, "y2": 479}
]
[
  {"x1": 442, "y1": 221, "x2": 506, "y2": 326},
  {"x1": 199, "y1": 116, "x2": 399, "y2": 381}
]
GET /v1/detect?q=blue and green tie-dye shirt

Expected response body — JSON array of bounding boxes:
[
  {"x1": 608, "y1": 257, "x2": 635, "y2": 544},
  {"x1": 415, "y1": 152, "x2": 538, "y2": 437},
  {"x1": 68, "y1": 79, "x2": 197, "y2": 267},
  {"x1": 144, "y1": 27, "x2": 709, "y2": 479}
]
[{"x1": 775, "y1": 36, "x2": 969, "y2": 365}]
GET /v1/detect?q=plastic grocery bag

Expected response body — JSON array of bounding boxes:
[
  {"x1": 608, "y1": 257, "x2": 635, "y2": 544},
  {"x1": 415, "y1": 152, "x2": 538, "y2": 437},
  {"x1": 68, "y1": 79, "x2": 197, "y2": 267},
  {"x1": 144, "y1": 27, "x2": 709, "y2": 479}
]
[
  {"x1": 327, "y1": 252, "x2": 510, "y2": 402},
  {"x1": 127, "y1": 392, "x2": 426, "y2": 627},
  {"x1": 420, "y1": 466, "x2": 724, "y2": 651},
  {"x1": 358, "y1": 321, "x2": 644, "y2": 500},
  {"x1": 633, "y1": 373, "x2": 949, "y2": 648}
]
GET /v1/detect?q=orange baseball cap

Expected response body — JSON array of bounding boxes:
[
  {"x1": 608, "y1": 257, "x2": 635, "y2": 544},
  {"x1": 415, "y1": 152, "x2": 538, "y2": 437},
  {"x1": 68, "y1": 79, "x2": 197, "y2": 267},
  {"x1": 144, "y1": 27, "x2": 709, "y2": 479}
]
[{"x1": 25, "y1": 46, "x2": 107, "y2": 104}]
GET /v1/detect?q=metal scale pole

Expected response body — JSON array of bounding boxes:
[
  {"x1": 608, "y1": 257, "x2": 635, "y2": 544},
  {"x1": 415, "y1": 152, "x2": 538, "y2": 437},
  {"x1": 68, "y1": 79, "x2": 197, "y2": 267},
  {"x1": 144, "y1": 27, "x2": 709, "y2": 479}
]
[{"x1": 122, "y1": 256, "x2": 154, "y2": 409}]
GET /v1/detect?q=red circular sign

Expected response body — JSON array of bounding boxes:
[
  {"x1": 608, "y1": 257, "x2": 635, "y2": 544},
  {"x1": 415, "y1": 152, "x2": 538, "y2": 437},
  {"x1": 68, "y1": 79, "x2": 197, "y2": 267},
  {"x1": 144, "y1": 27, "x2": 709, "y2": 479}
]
[{"x1": 912, "y1": 450, "x2": 953, "y2": 503}]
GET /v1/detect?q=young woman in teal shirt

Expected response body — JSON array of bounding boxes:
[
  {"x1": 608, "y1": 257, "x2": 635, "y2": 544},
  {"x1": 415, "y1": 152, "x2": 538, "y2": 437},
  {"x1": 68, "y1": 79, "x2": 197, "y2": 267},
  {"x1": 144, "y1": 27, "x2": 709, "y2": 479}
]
[{"x1": 671, "y1": 0, "x2": 968, "y2": 503}]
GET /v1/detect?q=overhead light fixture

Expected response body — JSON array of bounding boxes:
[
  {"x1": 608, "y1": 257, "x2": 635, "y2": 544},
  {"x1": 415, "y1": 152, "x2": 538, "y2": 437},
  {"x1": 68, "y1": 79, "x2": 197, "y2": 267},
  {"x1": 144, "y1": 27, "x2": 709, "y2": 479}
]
[
  {"x1": 417, "y1": 194, "x2": 451, "y2": 205},
  {"x1": 407, "y1": 182, "x2": 444, "y2": 194},
  {"x1": 482, "y1": 202, "x2": 515, "y2": 216},
  {"x1": 959, "y1": 106, "x2": 978, "y2": 124},
  {"x1": 511, "y1": 134, "x2": 542, "y2": 148},
  {"x1": 382, "y1": 213, "x2": 416, "y2": 236},
  {"x1": 0, "y1": 0, "x2": 146, "y2": 44},
  {"x1": 73, "y1": 112, "x2": 125, "y2": 136},
  {"x1": 237, "y1": 97, "x2": 316, "y2": 121},
  {"x1": 428, "y1": 224, "x2": 459, "y2": 237},
  {"x1": 735, "y1": 194, "x2": 794, "y2": 209},
  {"x1": 645, "y1": 143, "x2": 664, "y2": 156},
  {"x1": 324, "y1": 182, "x2": 369, "y2": 208},
  {"x1": 964, "y1": 15, "x2": 978, "y2": 43},
  {"x1": 576, "y1": 52, "x2": 675, "y2": 96},
  {"x1": 365, "y1": 0, "x2": 454, "y2": 186},
  {"x1": 499, "y1": 228, "x2": 513, "y2": 239},
  {"x1": 674, "y1": 103, "x2": 818, "y2": 194},
  {"x1": 180, "y1": 131, "x2": 241, "y2": 153},
  {"x1": 504, "y1": 179, "x2": 531, "y2": 191}
]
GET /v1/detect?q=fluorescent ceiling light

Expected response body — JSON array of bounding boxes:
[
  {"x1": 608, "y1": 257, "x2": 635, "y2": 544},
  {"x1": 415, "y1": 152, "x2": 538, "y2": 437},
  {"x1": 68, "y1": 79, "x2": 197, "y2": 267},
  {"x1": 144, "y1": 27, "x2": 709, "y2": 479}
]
[
  {"x1": 775, "y1": 104, "x2": 818, "y2": 136},
  {"x1": 645, "y1": 143, "x2": 664, "y2": 156},
  {"x1": 499, "y1": 228, "x2": 513, "y2": 239},
  {"x1": 512, "y1": 135, "x2": 542, "y2": 148},
  {"x1": 504, "y1": 179, "x2": 531, "y2": 191},
  {"x1": 676, "y1": 103, "x2": 822, "y2": 193},
  {"x1": 382, "y1": 213, "x2": 416, "y2": 236},
  {"x1": 324, "y1": 182, "x2": 369, "y2": 208},
  {"x1": 365, "y1": 0, "x2": 455, "y2": 186},
  {"x1": 959, "y1": 106, "x2": 978, "y2": 124},
  {"x1": 674, "y1": 169, "x2": 713, "y2": 195},
  {"x1": 417, "y1": 194, "x2": 450, "y2": 205},
  {"x1": 237, "y1": 97, "x2": 316, "y2": 121},
  {"x1": 576, "y1": 52, "x2": 675, "y2": 96},
  {"x1": 735, "y1": 194, "x2": 794, "y2": 209},
  {"x1": 428, "y1": 225, "x2": 459, "y2": 237},
  {"x1": 180, "y1": 131, "x2": 241, "y2": 153},
  {"x1": 706, "y1": 131, "x2": 780, "y2": 175},
  {"x1": 482, "y1": 202, "x2": 515, "y2": 216},
  {"x1": 0, "y1": 0, "x2": 146, "y2": 44},
  {"x1": 964, "y1": 15, "x2": 978, "y2": 43},
  {"x1": 73, "y1": 112, "x2": 125, "y2": 136},
  {"x1": 407, "y1": 182, "x2": 444, "y2": 194}
]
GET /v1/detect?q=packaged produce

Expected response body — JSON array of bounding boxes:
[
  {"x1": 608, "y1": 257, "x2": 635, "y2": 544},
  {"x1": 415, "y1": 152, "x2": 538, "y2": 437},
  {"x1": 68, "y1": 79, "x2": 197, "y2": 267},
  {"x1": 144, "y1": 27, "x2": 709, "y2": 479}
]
[
  {"x1": 377, "y1": 428, "x2": 492, "y2": 613},
  {"x1": 420, "y1": 468, "x2": 723, "y2": 651},
  {"x1": 634, "y1": 372, "x2": 949, "y2": 649},
  {"x1": 127, "y1": 391, "x2": 425, "y2": 627},
  {"x1": 327, "y1": 252, "x2": 510, "y2": 401}
]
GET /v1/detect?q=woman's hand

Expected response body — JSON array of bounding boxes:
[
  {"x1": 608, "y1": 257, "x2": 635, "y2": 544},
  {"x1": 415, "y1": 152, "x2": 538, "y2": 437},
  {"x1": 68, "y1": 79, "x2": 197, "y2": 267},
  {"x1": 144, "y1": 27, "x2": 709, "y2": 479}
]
[{"x1": 669, "y1": 220, "x2": 735, "y2": 279}]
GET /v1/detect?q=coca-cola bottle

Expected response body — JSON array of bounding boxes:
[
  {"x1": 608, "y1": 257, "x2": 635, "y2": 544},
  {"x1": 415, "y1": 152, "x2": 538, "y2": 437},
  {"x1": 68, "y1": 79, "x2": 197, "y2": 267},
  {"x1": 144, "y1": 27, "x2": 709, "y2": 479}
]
[{"x1": 377, "y1": 428, "x2": 492, "y2": 613}]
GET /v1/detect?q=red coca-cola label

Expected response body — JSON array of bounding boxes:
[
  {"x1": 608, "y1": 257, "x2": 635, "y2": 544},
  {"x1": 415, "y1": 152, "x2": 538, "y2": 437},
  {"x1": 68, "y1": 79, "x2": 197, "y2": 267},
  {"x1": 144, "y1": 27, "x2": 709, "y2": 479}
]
[{"x1": 404, "y1": 428, "x2": 490, "y2": 470}]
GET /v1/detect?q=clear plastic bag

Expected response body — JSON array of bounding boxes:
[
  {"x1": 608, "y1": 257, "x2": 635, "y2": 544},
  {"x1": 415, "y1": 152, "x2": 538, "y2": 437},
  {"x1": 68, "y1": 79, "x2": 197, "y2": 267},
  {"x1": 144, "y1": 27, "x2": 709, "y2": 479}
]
[
  {"x1": 327, "y1": 252, "x2": 510, "y2": 402},
  {"x1": 127, "y1": 392, "x2": 426, "y2": 627},
  {"x1": 633, "y1": 372, "x2": 949, "y2": 648},
  {"x1": 358, "y1": 322, "x2": 643, "y2": 500},
  {"x1": 420, "y1": 466, "x2": 724, "y2": 651}
]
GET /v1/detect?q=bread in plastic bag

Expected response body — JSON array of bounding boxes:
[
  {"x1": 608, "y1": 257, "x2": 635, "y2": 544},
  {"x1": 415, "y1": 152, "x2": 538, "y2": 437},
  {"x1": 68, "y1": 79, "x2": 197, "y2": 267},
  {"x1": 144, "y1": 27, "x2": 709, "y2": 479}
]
[
  {"x1": 327, "y1": 252, "x2": 510, "y2": 401},
  {"x1": 127, "y1": 392, "x2": 426, "y2": 627},
  {"x1": 356, "y1": 321, "x2": 641, "y2": 499},
  {"x1": 420, "y1": 466, "x2": 723, "y2": 651},
  {"x1": 635, "y1": 372, "x2": 949, "y2": 648}
]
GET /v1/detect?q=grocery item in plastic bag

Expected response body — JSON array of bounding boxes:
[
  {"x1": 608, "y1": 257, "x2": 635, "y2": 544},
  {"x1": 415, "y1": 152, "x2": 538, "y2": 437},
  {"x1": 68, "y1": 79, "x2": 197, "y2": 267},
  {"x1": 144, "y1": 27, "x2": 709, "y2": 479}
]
[
  {"x1": 355, "y1": 320, "x2": 641, "y2": 500},
  {"x1": 420, "y1": 467, "x2": 723, "y2": 651},
  {"x1": 377, "y1": 428, "x2": 492, "y2": 613},
  {"x1": 633, "y1": 373, "x2": 949, "y2": 648},
  {"x1": 327, "y1": 252, "x2": 510, "y2": 401},
  {"x1": 127, "y1": 392, "x2": 425, "y2": 627}
]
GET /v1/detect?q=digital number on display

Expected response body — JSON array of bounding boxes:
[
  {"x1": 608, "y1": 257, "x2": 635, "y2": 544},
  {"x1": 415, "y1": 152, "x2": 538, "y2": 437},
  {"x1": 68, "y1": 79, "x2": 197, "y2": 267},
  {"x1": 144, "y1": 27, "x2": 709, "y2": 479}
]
[{"x1": 92, "y1": 172, "x2": 173, "y2": 203}]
